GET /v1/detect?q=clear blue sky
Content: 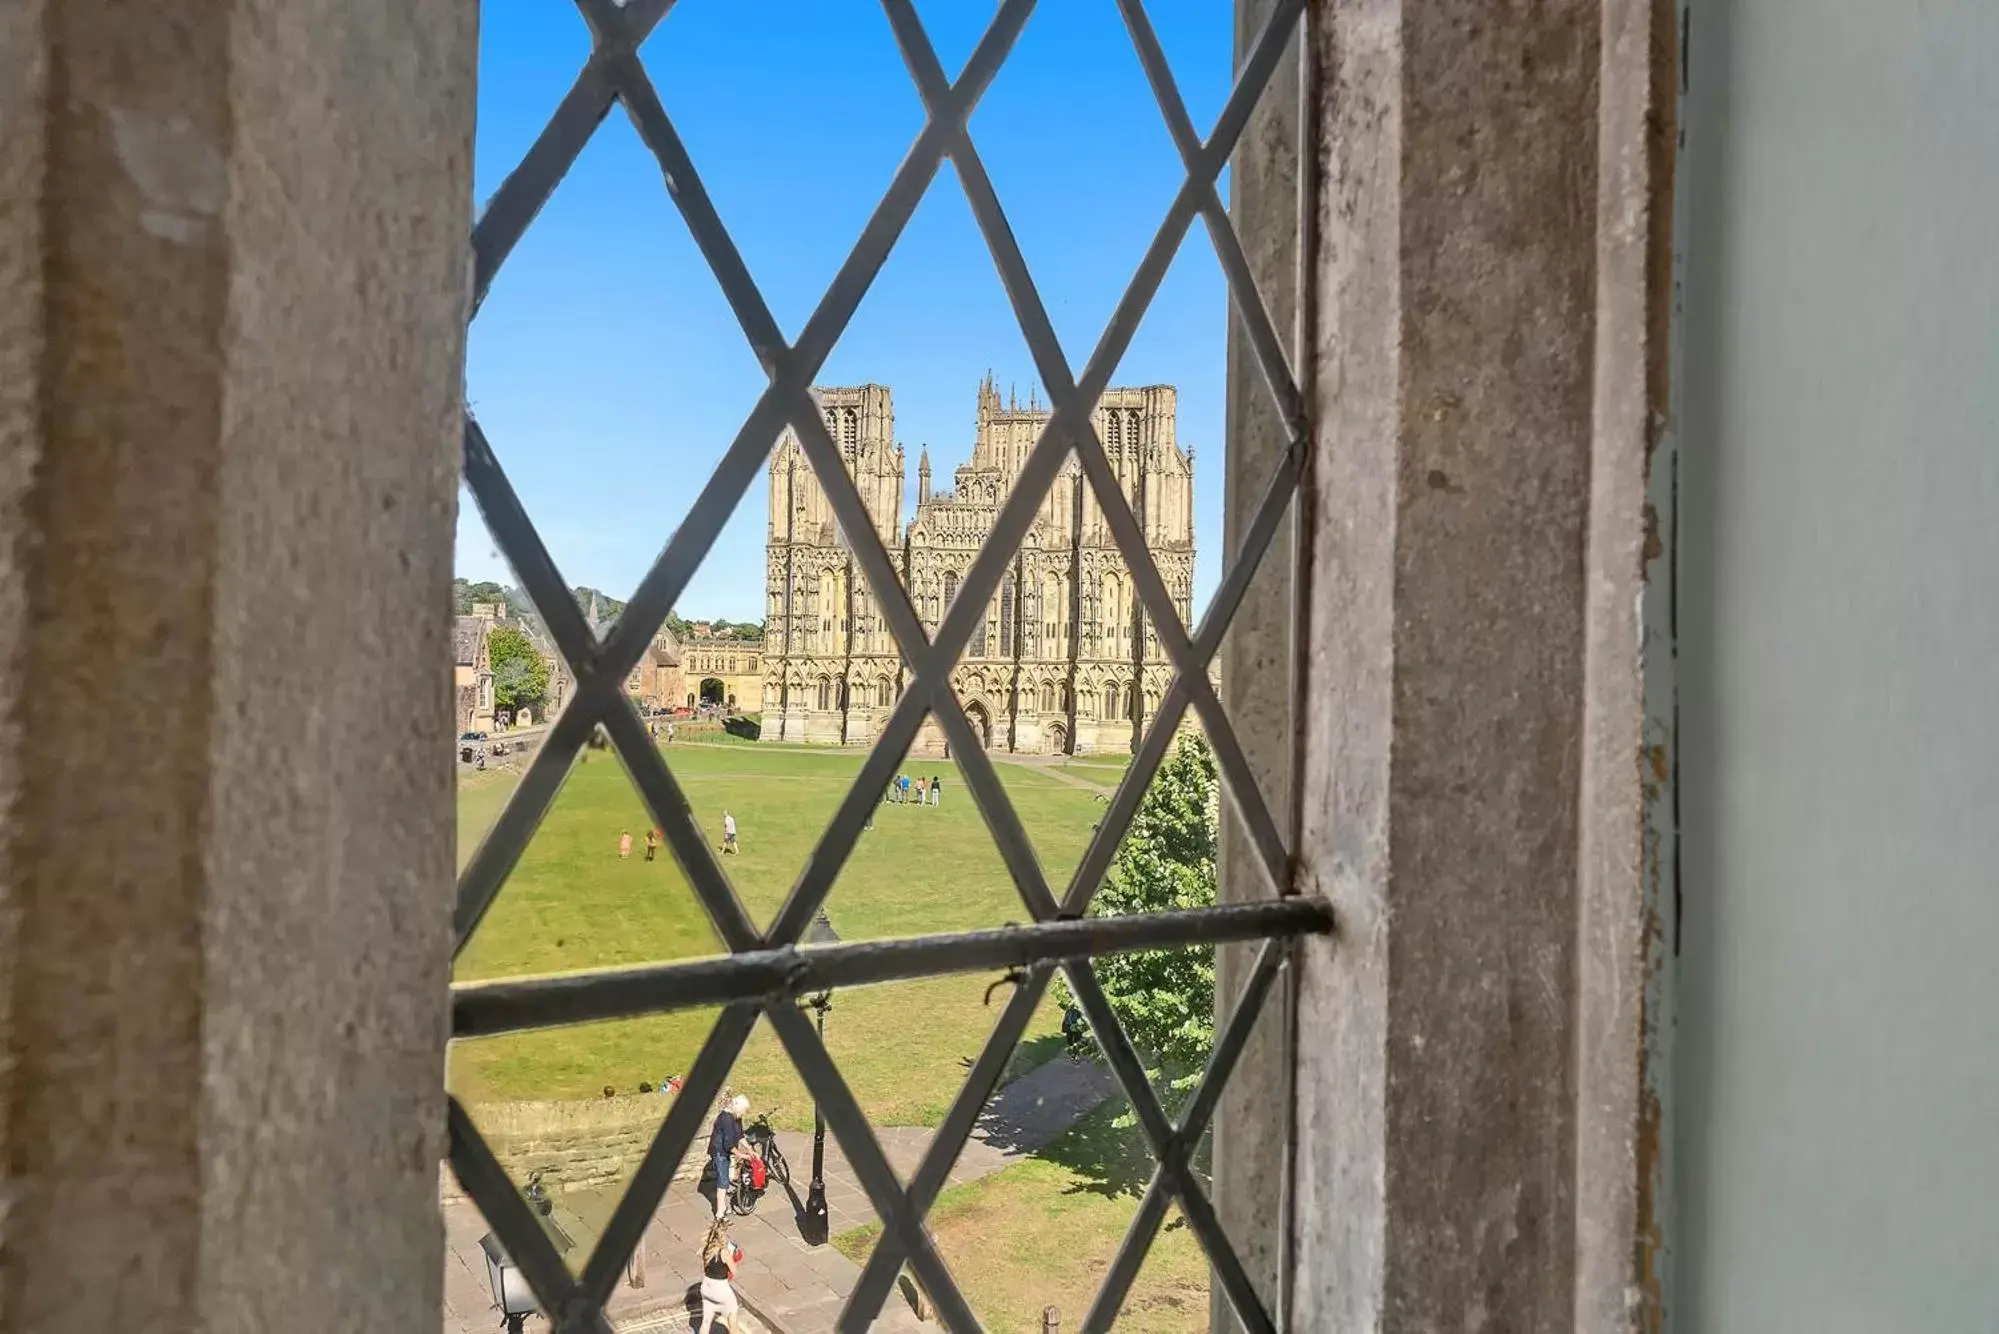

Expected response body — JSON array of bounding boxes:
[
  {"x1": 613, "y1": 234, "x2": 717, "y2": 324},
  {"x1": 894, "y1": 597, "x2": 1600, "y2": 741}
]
[{"x1": 463, "y1": 1, "x2": 1244, "y2": 625}]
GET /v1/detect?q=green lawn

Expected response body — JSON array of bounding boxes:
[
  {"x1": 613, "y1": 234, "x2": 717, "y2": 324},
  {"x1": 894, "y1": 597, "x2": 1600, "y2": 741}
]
[
  {"x1": 833, "y1": 1097, "x2": 1212, "y2": 1331},
  {"x1": 449, "y1": 742, "x2": 1108, "y2": 1132},
  {"x1": 1057, "y1": 752, "x2": 1138, "y2": 782}
]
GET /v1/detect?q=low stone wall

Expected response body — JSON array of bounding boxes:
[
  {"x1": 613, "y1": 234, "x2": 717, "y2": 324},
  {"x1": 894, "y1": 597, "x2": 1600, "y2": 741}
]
[{"x1": 448, "y1": 1096, "x2": 695, "y2": 1199}]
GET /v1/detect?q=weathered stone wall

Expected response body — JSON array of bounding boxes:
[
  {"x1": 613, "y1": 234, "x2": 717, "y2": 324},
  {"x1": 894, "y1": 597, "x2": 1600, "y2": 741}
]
[
  {"x1": 458, "y1": 1098, "x2": 697, "y2": 1199},
  {"x1": 0, "y1": 5, "x2": 475, "y2": 1332}
]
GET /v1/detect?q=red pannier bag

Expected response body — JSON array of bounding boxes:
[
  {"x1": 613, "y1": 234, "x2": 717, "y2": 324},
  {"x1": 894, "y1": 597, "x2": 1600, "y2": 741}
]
[{"x1": 749, "y1": 1157, "x2": 767, "y2": 1191}]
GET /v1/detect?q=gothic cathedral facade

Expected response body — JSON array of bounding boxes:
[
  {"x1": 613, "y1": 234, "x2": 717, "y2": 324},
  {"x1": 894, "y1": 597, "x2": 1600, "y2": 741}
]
[{"x1": 762, "y1": 378, "x2": 1196, "y2": 755}]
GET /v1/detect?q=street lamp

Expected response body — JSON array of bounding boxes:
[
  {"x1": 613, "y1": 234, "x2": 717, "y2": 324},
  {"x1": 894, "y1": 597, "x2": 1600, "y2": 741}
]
[
  {"x1": 478, "y1": 1233, "x2": 538, "y2": 1334},
  {"x1": 479, "y1": 1171, "x2": 575, "y2": 1332},
  {"x1": 801, "y1": 909, "x2": 841, "y2": 1246}
]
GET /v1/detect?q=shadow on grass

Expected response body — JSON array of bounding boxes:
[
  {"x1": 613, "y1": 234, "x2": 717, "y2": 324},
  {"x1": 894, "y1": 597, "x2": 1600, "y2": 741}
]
[
  {"x1": 1033, "y1": 1067, "x2": 1212, "y2": 1203},
  {"x1": 984, "y1": 1031, "x2": 1066, "y2": 1087}
]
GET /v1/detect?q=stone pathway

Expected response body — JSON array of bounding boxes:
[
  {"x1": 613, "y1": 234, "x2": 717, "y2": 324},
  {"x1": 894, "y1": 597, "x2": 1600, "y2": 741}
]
[{"x1": 443, "y1": 1055, "x2": 1119, "y2": 1333}]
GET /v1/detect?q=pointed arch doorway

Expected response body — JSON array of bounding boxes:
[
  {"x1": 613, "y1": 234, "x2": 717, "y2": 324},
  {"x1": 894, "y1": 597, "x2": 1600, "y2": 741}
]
[{"x1": 963, "y1": 700, "x2": 994, "y2": 750}]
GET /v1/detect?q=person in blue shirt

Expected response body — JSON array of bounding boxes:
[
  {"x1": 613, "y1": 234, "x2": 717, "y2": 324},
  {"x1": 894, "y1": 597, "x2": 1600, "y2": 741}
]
[{"x1": 698, "y1": 1094, "x2": 753, "y2": 1220}]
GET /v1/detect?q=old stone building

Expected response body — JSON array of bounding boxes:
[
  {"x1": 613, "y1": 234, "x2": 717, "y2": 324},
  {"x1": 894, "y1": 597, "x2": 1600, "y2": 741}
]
[
  {"x1": 763, "y1": 378, "x2": 1196, "y2": 754},
  {"x1": 452, "y1": 613, "x2": 496, "y2": 734},
  {"x1": 681, "y1": 639, "x2": 764, "y2": 710},
  {"x1": 624, "y1": 626, "x2": 684, "y2": 713}
]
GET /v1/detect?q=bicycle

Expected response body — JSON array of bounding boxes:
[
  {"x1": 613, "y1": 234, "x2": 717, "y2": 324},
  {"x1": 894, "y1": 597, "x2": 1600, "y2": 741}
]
[{"x1": 727, "y1": 1110, "x2": 790, "y2": 1215}]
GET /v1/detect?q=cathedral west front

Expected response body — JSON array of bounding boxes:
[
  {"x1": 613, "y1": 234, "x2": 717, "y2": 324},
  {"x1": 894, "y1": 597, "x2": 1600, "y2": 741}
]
[{"x1": 763, "y1": 378, "x2": 1199, "y2": 755}]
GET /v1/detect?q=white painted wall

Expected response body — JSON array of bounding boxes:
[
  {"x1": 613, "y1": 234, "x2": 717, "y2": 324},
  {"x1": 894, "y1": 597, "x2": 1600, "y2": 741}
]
[{"x1": 1678, "y1": 0, "x2": 1999, "y2": 1328}]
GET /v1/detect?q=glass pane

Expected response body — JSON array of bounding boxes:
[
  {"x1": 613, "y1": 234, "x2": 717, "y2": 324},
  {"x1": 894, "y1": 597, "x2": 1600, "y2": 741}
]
[
  {"x1": 453, "y1": 487, "x2": 549, "y2": 870},
  {"x1": 453, "y1": 0, "x2": 1304, "y2": 1325}
]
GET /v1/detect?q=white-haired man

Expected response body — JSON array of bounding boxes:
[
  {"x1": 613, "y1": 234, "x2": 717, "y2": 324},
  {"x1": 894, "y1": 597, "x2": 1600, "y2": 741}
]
[{"x1": 698, "y1": 1094, "x2": 754, "y2": 1220}]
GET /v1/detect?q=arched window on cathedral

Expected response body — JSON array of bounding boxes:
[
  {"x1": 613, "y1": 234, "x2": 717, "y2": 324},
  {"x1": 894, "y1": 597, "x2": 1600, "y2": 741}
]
[
  {"x1": 840, "y1": 407, "x2": 859, "y2": 451},
  {"x1": 1104, "y1": 684, "x2": 1120, "y2": 720},
  {"x1": 942, "y1": 570, "x2": 958, "y2": 618},
  {"x1": 1040, "y1": 682, "x2": 1056, "y2": 713},
  {"x1": 999, "y1": 576, "x2": 1015, "y2": 657},
  {"x1": 816, "y1": 677, "x2": 832, "y2": 711},
  {"x1": 1100, "y1": 573, "x2": 1123, "y2": 654},
  {"x1": 816, "y1": 568, "x2": 840, "y2": 651},
  {"x1": 876, "y1": 678, "x2": 892, "y2": 707}
]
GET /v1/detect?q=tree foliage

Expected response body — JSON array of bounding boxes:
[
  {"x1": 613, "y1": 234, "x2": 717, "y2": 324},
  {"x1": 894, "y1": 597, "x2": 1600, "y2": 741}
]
[
  {"x1": 488, "y1": 624, "x2": 550, "y2": 714},
  {"x1": 573, "y1": 586, "x2": 627, "y2": 625},
  {"x1": 1055, "y1": 731, "x2": 1219, "y2": 1074},
  {"x1": 454, "y1": 578, "x2": 509, "y2": 614},
  {"x1": 453, "y1": 578, "x2": 543, "y2": 635}
]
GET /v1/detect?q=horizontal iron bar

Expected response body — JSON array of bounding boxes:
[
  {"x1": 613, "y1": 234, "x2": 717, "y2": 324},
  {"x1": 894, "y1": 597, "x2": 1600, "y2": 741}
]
[{"x1": 453, "y1": 897, "x2": 1333, "y2": 1038}]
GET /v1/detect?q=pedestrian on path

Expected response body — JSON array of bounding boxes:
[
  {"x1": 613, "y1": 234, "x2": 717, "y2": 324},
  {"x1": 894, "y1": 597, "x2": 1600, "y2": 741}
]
[
  {"x1": 699, "y1": 1095, "x2": 753, "y2": 1220},
  {"x1": 618, "y1": 829, "x2": 633, "y2": 860},
  {"x1": 697, "y1": 1220, "x2": 744, "y2": 1333},
  {"x1": 644, "y1": 828, "x2": 659, "y2": 862},
  {"x1": 721, "y1": 810, "x2": 738, "y2": 855},
  {"x1": 929, "y1": 774, "x2": 942, "y2": 806}
]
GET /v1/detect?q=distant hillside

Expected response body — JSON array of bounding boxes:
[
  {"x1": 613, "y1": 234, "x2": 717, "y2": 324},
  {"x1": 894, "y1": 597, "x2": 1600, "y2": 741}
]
[{"x1": 451, "y1": 579, "x2": 758, "y2": 642}]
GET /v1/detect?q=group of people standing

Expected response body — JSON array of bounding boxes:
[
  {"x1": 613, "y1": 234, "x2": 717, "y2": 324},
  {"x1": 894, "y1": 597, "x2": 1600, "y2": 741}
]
[{"x1": 889, "y1": 772, "x2": 943, "y2": 806}]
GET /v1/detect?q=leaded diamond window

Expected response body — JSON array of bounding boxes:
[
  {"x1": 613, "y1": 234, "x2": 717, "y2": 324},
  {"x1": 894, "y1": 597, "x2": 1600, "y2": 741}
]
[{"x1": 447, "y1": 1, "x2": 1322, "y2": 1330}]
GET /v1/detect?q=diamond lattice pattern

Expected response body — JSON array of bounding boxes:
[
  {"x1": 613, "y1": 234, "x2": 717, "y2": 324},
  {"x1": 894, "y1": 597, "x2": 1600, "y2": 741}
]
[{"x1": 448, "y1": 1, "x2": 1311, "y2": 1330}]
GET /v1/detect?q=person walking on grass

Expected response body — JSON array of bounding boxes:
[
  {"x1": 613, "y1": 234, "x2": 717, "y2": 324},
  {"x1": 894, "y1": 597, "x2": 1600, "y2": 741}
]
[
  {"x1": 697, "y1": 1219, "x2": 744, "y2": 1333},
  {"x1": 618, "y1": 829, "x2": 633, "y2": 860},
  {"x1": 930, "y1": 773, "x2": 942, "y2": 806},
  {"x1": 644, "y1": 828, "x2": 658, "y2": 862},
  {"x1": 721, "y1": 810, "x2": 738, "y2": 855}
]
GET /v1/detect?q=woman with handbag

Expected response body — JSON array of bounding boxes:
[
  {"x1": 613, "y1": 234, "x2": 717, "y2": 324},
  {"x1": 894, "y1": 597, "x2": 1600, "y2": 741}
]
[{"x1": 697, "y1": 1221, "x2": 743, "y2": 1333}]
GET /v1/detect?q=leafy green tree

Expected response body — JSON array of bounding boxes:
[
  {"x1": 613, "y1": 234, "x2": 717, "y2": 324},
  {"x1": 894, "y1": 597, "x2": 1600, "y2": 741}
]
[
  {"x1": 1055, "y1": 731, "x2": 1219, "y2": 1074},
  {"x1": 488, "y1": 624, "x2": 550, "y2": 715},
  {"x1": 453, "y1": 578, "x2": 508, "y2": 614},
  {"x1": 572, "y1": 586, "x2": 627, "y2": 626}
]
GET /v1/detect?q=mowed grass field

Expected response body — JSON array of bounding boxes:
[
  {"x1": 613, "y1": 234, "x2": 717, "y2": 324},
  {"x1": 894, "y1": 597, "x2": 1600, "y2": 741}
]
[
  {"x1": 450, "y1": 741, "x2": 1109, "y2": 1131},
  {"x1": 451, "y1": 738, "x2": 1212, "y2": 1328},
  {"x1": 833, "y1": 1097, "x2": 1212, "y2": 1331}
]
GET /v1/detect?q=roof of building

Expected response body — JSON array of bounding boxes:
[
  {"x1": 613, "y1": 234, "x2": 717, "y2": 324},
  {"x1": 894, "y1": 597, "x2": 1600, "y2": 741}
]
[{"x1": 453, "y1": 616, "x2": 487, "y2": 667}]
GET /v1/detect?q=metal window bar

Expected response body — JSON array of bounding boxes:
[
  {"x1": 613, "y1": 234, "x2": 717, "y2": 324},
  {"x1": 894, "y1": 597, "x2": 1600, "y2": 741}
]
[{"x1": 446, "y1": 0, "x2": 1320, "y2": 1330}]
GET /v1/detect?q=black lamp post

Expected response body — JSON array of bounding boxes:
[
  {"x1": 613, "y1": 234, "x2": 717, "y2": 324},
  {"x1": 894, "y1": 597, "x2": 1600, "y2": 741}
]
[
  {"x1": 479, "y1": 1171, "x2": 575, "y2": 1331},
  {"x1": 801, "y1": 909, "x2": 840, "y2": 1246}
]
